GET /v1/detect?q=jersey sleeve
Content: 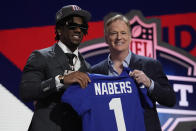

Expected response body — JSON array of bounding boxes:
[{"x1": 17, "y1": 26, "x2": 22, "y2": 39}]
[
  {"x1": 61, "y1": 83, "x2": 91, "y2": 116},
  {"x1": 138, "y1": 84, "x2": 154, "y2": 108}
]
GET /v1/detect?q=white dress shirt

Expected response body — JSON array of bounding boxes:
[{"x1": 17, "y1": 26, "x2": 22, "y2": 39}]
[{"x1": 55, "y1": 40, "x2": 82, "y2": 90}]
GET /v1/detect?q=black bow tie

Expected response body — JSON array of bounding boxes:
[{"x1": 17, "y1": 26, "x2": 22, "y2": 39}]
[{"x1": 65, "y1": 53, "x2": 76, "y2": 66}]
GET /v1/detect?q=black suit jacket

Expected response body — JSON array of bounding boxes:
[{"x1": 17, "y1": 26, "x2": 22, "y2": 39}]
[
  {"x1": 92, "y1": 53, "x2": 176, "y2": 131},
  {"x1": 20, "y1": 44, "x2": 90, "y2": 131}
]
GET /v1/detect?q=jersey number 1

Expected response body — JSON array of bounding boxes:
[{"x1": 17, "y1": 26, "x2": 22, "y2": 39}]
[{"x1": 109, "y1": 98, "x2": 126, "y2": 131}]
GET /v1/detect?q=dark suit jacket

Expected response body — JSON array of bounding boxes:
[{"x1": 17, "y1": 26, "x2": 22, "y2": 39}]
[
  {"x1": 20, "y1": 44, "x2": 90, "y2": 131},
  {"x1": 92, "y1": 53, "x2": 176, "y2": 131}
]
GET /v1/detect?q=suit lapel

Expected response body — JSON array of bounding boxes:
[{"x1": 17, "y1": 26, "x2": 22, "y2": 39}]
[
  {"x1": 101, "y1": 59, "x2": 109, "y2": 75},
  {"x1": 78, "y1": 53, "x2": 88, "y2": 72},
  {"x1": 129, "y1": 53, "x2": 143, "y2": 70},
  {"x1": 102, "y1": 53, "x2": 142, "y2": 75},
  {"x1": 51, "y1": 44, "x2": 70, "y2": 72}
]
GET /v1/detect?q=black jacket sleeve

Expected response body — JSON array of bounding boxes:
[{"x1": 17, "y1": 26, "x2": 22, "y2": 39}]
[
  {"x1": 20, "y1": 51, "x2": 57, "y2": 102},
  {"x1": 146, "y1": 60, "x2": 176, "y2": 107}
]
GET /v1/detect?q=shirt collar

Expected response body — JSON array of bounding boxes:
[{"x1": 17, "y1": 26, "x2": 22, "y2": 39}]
[
  {"x1": 57, "y1": 40, "x2": 79, "y2": 57},
  {"x1": 107, "y1": 50, "x2": 132, "y2": 68}
]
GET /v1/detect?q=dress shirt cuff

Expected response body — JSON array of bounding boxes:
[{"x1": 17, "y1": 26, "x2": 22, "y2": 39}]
[
  {"x1": 148, "y1": 79, "x2": 154, "y2": 94},
  {"x1": 55, "y1": 75, "x2": 64, "y2": 91}
]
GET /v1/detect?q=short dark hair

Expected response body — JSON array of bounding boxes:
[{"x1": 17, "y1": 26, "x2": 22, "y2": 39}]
[{"x1": 55, "y1": 15, "x2": 88, "y2": 40}]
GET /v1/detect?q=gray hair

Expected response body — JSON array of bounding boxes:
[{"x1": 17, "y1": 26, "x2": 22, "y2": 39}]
[{"x1": 104, "y1": 13, "x2": 131, "y2": 34}]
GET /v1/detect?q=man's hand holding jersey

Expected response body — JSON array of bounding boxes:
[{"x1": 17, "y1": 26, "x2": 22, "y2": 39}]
[
  {"x1": 129, "y1": 70, "x2": 152, "y2": 88},
  {"x1": 63, "y1": 71, "x2": 91, "y2": 88}
]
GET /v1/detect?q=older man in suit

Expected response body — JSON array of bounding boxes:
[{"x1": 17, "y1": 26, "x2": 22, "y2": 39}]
[
  {"x1": 92, "y1": 13, "x2": 176, "y2": 131},
  {"x1": 20, "y1": 5, "x2": 91, "y2": 131}
]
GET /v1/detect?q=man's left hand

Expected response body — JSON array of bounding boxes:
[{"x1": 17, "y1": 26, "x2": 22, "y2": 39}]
[{"x1": 129, "y1": 69, "x2": 151, "y2": 88}]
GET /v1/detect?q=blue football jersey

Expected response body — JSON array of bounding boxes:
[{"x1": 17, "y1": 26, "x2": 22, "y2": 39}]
[{"x1": 61, "y1": 68, "x2": 151, "y2": 131}]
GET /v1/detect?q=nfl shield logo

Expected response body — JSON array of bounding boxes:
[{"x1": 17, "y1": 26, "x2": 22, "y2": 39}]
[{"x1": 129, "y1": 14, "x2": 157, "y2": 59}]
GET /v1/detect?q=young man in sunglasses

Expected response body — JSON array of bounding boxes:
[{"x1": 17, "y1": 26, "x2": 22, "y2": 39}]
[{"x1": 20, "y1": 5, "x2": 91, "y2": 131}]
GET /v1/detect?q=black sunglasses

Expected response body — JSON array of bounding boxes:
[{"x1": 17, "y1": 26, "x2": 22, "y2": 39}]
[{"x1": 66, "y1": 23, "x2": 88, "y2": 31}]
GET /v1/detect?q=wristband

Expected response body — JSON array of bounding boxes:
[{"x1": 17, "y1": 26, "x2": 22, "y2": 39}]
[{"x1": 58, "y1": 75, "x2": 64, "y2": 84}]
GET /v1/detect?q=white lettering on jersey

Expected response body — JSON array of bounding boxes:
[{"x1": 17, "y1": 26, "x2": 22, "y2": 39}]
[
  {"x1": 108, "y1": 83, "x2": 115, "y2": 94},
  {"x1": 114, "y1": 82, "x2": 120, "y2": 94},
  {"x1": 94, "y1": 83, "x2": 101, "y2": 95},
  {"x1": 126, "y1": 81, "x2": 132, "y2": 93},
  {"x1": 102, "y1": 83, "x2": 109, "y2": 95},
  {"x1": 94, "y1": 81, "x2": 132, "y2": 95}
]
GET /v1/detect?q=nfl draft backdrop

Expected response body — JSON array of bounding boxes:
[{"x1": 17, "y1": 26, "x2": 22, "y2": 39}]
[{"x1": 0, "y1": 0, "x2": 196, "y2": 131}]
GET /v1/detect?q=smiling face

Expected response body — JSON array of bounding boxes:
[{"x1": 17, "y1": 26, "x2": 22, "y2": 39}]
[
  {"x1": 105, "y1": 19, "x2": 131, "y2": 54},
  {"x1": 58, "y1": 16, "x2": 85, "y2": 52}
]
